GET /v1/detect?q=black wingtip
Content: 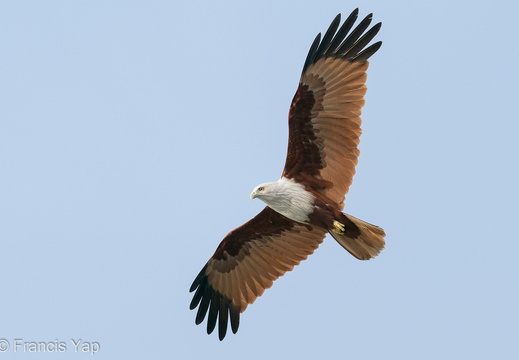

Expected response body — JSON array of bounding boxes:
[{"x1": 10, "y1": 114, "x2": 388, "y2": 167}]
[
  {"x1": 189, "y1": 264, "x2": 208, "y2": 293},
  {"x1": 230, "y1": 308, "x2": 240, "y2": 334},
  {"x1": 302, "y1": 32, "x2": 322, "y2": 74},
  {"x1": 312, "y1": 13, "x2": 341, "y2": 61},
  {"x1": 190, "y1": 263, "x2": 241, "y2": 340},
  {"x1": 218, "y1": 299, "x2": 229, "y2": 340},
  {"x1": 301, "y1": 8, "x2": 382, "y2": 74},
  {"x1": 352, "y1": 40, "x2": 382, "y2": 62}
]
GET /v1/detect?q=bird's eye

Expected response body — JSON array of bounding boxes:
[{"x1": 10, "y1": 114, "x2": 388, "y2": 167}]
[{"x1": 258, "y1": 186, "x2": 264, "y2": 191}]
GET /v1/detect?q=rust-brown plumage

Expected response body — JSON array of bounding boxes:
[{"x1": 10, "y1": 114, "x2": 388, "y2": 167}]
[{"x1": 190, "y1": 9, "x2": 385, "y2": 340}]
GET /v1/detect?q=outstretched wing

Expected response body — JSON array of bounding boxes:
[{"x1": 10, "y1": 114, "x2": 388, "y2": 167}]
[
  {"x1": 189, "y1": 207, "x2": 327, "y2": 340},
  {"x1": 283, "y1": 9, "x2": 382, "y2": 208}
]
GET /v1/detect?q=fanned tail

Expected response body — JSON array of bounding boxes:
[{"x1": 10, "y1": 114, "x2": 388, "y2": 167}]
[{"x1": 329, "y1": 213, "x2": 385, "y2": 260}]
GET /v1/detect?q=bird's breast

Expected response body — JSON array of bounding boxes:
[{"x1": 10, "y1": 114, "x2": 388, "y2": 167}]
[{"x1": 262, "y1": 183, "x2": 315, "y2": 223}]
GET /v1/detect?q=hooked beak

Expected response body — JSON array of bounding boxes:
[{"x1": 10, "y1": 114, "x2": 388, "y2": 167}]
[{"x1": 250, "y1": 191, "x2": 257, "y2": 200}]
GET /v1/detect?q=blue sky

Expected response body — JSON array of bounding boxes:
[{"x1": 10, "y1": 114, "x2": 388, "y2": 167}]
[{"x1": 1, "y1": 1, "x2": 518, "y2": 359}]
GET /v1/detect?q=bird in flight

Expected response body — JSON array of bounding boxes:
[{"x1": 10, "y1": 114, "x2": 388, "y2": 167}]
[{"x1": 190, "y1": 8, "x2": 385, "y2": 340}]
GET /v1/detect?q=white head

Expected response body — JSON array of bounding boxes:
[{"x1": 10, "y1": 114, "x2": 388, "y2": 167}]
[
  {"x1": 250, "y1": 182, "x2": 276, "y2": 200},
  {"x1": 249, "y1": 177, "x2": 315, "y2": 223}
]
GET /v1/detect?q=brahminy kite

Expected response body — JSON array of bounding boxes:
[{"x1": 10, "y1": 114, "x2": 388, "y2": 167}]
[{"x1": 190, "y1": 8, "x2": 385, "y2": 340}]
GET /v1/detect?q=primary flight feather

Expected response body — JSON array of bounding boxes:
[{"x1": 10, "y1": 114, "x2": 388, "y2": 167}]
[{"x1": 189, "y1": 8, "x2": 385, "y2": 340}]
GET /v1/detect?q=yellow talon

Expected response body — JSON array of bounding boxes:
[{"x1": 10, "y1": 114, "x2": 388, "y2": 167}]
[{"x1": 332, "y1": 220, "x2": 346, "y2": 235}]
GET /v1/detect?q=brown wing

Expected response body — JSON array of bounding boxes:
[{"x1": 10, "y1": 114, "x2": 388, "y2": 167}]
[
  {"x1": 189, "y1": 207, "x2": 326, "y2": 340},
  {"x1": 283, "y1": 9, "x2": 382, "y2": 208}
]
